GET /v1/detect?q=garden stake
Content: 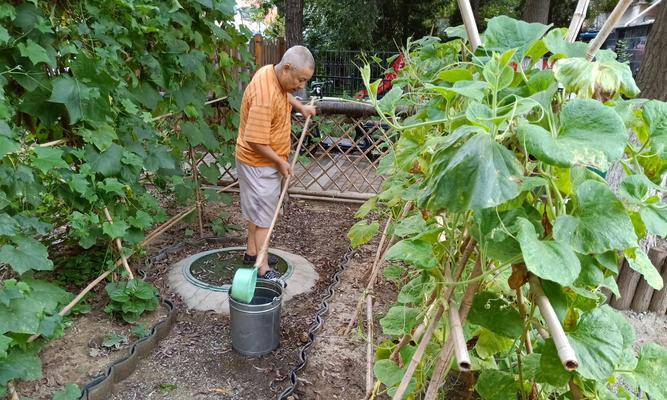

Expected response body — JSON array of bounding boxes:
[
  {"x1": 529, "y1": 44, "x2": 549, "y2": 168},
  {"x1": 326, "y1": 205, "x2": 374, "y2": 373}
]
[
  {"x1": 448, "y1": 301, "x2": 471, "y2": 371},
  {"x1": 529, "y1": 275, "x2": 579, "y2": 371},
  {"x1": 343, "y1": 202, "x2": 413, "y2": 336},
  {"x1": 586, "y1": 0, "x2": 634, "y2": 61},
  {"x1": 103, "y1": 207, "x2": 134, "y2": 279},
  {"x1": 189, "y1": 146, "x2": 205, "y2": 238},
  {"x1": 365, "y1": 295, "x2": 374, "y2": 398},
  {"x1": 390, "y1": 289, "x2": 439, "y2": 365},
  {"x1": 230, "y1": 99, "x2": 316, "y2": 302},
  {"x1": 392, "y1": 303, "x2": 445, "y2": 400},
  {"x1": 516, "y1": 287, "x2": 534, "y2": 353},
  {"x1": 456, "y1": 0, "x2": 481, "y2": 51},
  {"x1": 424, "y1": 257, "x2": 483, "y2": 400},
  {"x1": 566, "y1": 0, "x2": 591, "y2": 43}
]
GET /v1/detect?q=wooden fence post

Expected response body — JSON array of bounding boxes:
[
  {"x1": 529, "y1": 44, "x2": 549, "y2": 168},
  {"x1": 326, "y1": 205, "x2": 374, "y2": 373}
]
[
  {"x1": 611, "y1": 259, "x2": 642, "y2": 310},
  {"x1": 649, "y1": 249, "x2": 667, "y2": 314},
  {"x1": 254, "y1": 33, "x2": 264, "y2": 67},
  {"x1": 631, "y1": 249, "x2": 667, "y2": 312}
]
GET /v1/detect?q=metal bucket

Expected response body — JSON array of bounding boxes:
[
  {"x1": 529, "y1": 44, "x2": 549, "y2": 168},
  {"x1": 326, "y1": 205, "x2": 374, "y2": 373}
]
[{"x1": 229, "y1": 279, "x2": 282, "y2": 356}]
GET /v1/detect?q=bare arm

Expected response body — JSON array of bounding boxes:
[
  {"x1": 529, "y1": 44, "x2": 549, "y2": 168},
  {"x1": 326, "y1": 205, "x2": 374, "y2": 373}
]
[
  {"x1": 248, "y1": 142, "x2": 292, "y2": 177},
  {"x1": 289, "y1": 93, "x2": 316, "y2": 118}
]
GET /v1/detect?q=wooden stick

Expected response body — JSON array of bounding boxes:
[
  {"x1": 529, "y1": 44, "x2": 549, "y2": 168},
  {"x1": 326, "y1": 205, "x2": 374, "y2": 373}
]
[
  {"x1": 566, "y1": 0, "x2": 591, "y2": 43},
  {"x1": 366, "y1": 295, "x2": 374, "y2": 398},
  {"x1": 516, "y1": 287, "x2": 533, "y2": 353},
  {"x1": 457, "y1": 0, "x2": 482, "y2": 51},
  {"x1": 586, "y1": 0, "x2": 634, "y2": 60},
  {"x1": 624, "y1": 0, "x2": 662, "y2": 26},
  {"x1": 392, "y1": 304, "x2": 445, "y2": 400},
  {"x1": 343, "y1": 216, "x2": 394, "y2": 336},
  {"x1": 36, "y1": 139, "x2": 68, "y2": 148},
  {"x1": 7, "y1": 380, "x2": 19, "y2": 400},
  {"x1": 189, "y1": 147, "x2": 205, "y2": 238},
  {"x1": 423, "y1": 257, "x2": 483, "y2": 400},
  {"x1": 254, "y1": 99, "x2": 316, "y2": 268},
  {"x1": 103, "y1": 207, "x2": 134, "y2": 280},
  {"x1": 343, "y1": 201, "x2": 414, "y2": 335},
  {"x1": 529, "y1": 275, "x2": 578, "y2": 371},
  {"x1": 390, "y1": 291, "x2": 440, "y2": 365}
]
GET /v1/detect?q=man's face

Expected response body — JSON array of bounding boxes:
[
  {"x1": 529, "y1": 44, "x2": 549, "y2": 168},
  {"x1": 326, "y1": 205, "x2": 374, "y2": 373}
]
[{"x1": 281, "y1": 64, "x2": 314, "y2": 93}]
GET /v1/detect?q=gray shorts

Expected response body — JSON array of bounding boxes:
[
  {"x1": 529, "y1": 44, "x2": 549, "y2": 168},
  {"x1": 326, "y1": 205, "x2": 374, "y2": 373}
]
[{"x1": 236, "y1": 159, "x2": 281, "y2": 228}]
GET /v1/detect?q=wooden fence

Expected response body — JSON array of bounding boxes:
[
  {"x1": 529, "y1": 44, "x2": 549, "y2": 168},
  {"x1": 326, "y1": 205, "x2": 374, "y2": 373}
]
[{"x1": 611, "y1": 248, "x2": 667, "y2": 314}]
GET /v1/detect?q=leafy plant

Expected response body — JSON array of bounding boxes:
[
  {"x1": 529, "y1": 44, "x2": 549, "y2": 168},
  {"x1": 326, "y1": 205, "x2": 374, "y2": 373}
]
[
  {"x1": 53, "y1": 383, "x2": 81, "y2": 400},
  {"x1": 0, "y1": 0, "x2": 252, "y2": 393},
  {"x1": 356, "y1": 16, "x2": 667, "y2": 399},
  {"x1": 104, "y1": 279, "x2": 159, "y2": 324},
  {"x1": 130, "y1": 323, "x2": 151, "y2": 339},
  {"x1": 101, "y1": 332, "x2": 129, "y2": 350}
]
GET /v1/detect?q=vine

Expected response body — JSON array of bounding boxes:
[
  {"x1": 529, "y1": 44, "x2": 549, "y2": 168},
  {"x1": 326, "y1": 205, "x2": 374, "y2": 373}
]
[
  {"x1": 0, "y1": 0, "x2": 252, "y2": 395},
  {"x1": 349, "y1": 16, "x2": 667, "y2": 399}
]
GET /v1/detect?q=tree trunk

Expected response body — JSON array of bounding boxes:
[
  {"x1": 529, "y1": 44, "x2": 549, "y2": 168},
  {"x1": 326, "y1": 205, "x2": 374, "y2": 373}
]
[
  {"x1": 637, "y1": 3, "x2": 667, "y2": 101},
  {"x1": 285, "y1": 0, "x2": 304, "y2": 48},
  {"x1": 522, "y1": 0, "x2": 551, "y2": 24}
]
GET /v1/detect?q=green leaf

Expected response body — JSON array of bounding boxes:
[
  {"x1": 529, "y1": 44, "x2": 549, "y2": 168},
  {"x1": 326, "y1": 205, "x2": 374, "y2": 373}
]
[
  {"x1": 347, "y1": 220, "x2": 380, "y2": 248},
  {"x1": 632, "y1": 343, "x2": 667, "y2": 399},
  {"x1": 641, "y1": 100, "x2": 667, "y2": 158},
  {"x1": 31, "y1": 147, "x2": 68, "y2": 173},
  {"x1": 543, "y1": 28, "x2": 588, "y2": 58},
  {"x1": 438, "y1": 68, "x2": 473, "y2": 83},
  {"x1": 422, "y1": 132, "x2": 522, "y2": 212},
  {"x1": 0, "y1": 347, "x2": 41, "y2": 385},
  {"x1": 383, "y1": 265, "x2": 404, "y2": 281},
  {"x1": 380, "y1": 306, "x2": 420, "y2": 336},
  {"x1": 468, "y1": 291, "x2": 523, "y2": 338},
  {"x1": 355, "y1": 197, "x2": 377, "y2": 218},
  {"x1": 0, "y1": 26, "x2": 9, "y2": 45},
  {"x1": 385, "y1": 239, "x2": 438, "y2": 270},
  {"x1": 483, "y1": 50, "x2": 516, "y2": 91},
  {"x1": 378, "y1": 86, "x2": 403, "y2": 114},
  {"x1": 48, "y1": 76, "x2": 84, "y2": 124},
  {"x1": 624, "y1": 248, "x2": 664, "y2": 290},
  {"x1": 17, "y1": 39, "x2": 52, "y2": 66},
  {"x1": 640, "y1": 205, "x2": 667, "y2": 237},
  {"x1": 374, "y1": 359, "x2": 416, "y2": 395},
  {"x1": 102, "y1": 220, "x2": 129, "y2": 239},
  {"x1": 553, "y1": 180, "x2": 637, "y2": 254},
  {"x1": 0, "y1": 237, "x2": 53, "y2": 275},
  {"x1": 567, "y1": 307, "x2": 624, "y2": 381},
  {"x1": 0, "y1": 214, "x2": 19, "y2": 236},
  {"x1": 475, "y1": 328, "x2": 514, "y2": 359},
  {"x1": 79, "y1": 124, "x2": 117, "y2": 152},
  {"x1": 397, "y1": 275, "x2": 431, "y2": 304},
  {"x1": 0, "y1": 137, "x2": 20, "y2": 158},
  {"x1": 475, "y1": 369, "x2": 519, "y2": 400},
  {"x1": 553, "y1": 57, "x2": 640, "y2": 100},
  {"x1": 86, "y1": 144, "x2": 123, "y2": 177},
  {"x1": 538, "y1": 339, "x2": 571, "y2": 387},
  {"x1": 53, "y1": 384, "x2": 81, "y2": 400},
  {"x1": 37, "y1": 314, "x2": 62, "y2": 337},
  {"x1": 0, "y1": 335, "x2": 11, "y2": 358},
  {"x1": 181, "y1": 121, "x2": 219, "y2": 151},
  {"x1": 516, "y1": 218, "x2": 580, "y2": 285},
  {"x1": 393, "y1": 214, "x2": 428, "y2": 237},
  {"x1": 198, "y1": 164, "x2": 220, "y2": 184},
  {"x1": 128, "y1": 211, "x2": 152, "y2": 230},
  {"x1": 482, "y1": 16, "x2": 550, "y2": 60},
  {"x1": 99, "y1": 178, "x2": 125, "y2": 196}
]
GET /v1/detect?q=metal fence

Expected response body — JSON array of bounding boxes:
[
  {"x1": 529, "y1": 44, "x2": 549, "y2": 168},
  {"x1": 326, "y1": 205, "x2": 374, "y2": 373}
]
[{"x1": 310, "y1": 50, "x2": 399, "y2": 97}]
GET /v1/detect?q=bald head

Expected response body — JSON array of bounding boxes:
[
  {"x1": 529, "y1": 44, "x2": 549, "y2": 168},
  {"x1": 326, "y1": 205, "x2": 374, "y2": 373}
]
[
  {"x1": 277, "y1": 46, "x2": 315, "y2": 71},
  {"x1": 274, "y1": 46, "x2": 315, "y2": 93}
]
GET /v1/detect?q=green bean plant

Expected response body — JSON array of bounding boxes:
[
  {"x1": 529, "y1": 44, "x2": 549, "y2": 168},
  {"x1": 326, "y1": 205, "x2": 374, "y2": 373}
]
[{"x1": 349, "y1": 16, "x2": 667, "y2": 399}]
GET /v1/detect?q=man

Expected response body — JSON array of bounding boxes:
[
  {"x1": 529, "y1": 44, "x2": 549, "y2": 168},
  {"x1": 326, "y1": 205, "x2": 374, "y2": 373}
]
[{"x1": 236, "y1": 46, "x2": 316, "y2": 280}]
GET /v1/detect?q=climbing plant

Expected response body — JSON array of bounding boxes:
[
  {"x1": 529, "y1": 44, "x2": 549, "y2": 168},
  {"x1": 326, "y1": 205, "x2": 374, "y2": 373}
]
[
  {"x1": 0, "y1": 0, "x2": 252, "y2": 395},
  {"x1": 350, "y1": 16, "x2": 667, "y2": 399}
]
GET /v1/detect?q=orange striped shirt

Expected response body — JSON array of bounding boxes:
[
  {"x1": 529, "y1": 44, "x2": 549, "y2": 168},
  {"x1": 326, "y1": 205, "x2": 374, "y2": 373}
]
[{"x1": 236, "y1": 65, "x2": 292, "y2": 167}]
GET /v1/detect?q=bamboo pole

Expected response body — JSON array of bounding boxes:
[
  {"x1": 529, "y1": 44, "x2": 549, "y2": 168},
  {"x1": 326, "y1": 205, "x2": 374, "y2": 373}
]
[
  {"x1": 392, "y1": 304, "x2": 445, "y2": 400},
  {"x1": 516, "y1": 287, "x2": 534, "y2": 353},
  {"x1": 343, "y1": 202, "x2": 413, "y2": 336},
  {"x1": 529, "y1": 275, "x2": 579, "y2": 371},
  {"x1": 457, "y1": 0, "x2": 482, "y2": 51},
  {"x1": 390, "y1": 292, "x2": 440, "y2": 365},
  {"x1": 423, "y1": 258, "x2": 483, "y2": 400},
  {"x1": 624, "y1": 0, "x2": 662, "y2": 26},
  {"x1": 566, "y1": 0, "x2": 591, "y2": 43},
  {"x1": 151, "y1": 96, "x2": 228, "y2": 122},
  {"x1": 103, "y1": 207, "x2": 134, "y2": 279},
  {"x1": 448, "y1": 301, "x2": 471, "y2": 371},
  {"x1": 366, "y1": 295, "x2": 374, "y2": 398},
  {"x1": 586, "y1": 0, "x2": 634, "y2": 60}
]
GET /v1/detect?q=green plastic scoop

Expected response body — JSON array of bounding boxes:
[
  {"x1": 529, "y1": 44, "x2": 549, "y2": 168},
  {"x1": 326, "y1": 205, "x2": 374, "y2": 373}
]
[{"x1": 230, "y1": 103, "x2": 315, "y2": 303}]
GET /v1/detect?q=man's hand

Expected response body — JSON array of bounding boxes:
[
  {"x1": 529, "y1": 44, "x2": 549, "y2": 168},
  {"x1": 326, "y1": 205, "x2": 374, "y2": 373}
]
[
  {"x1": 278, "y1": 160, "x2": 293, "y2": 178},
  {"x1": 300, "y1": 104, "x2": 316, "y2": 119}
]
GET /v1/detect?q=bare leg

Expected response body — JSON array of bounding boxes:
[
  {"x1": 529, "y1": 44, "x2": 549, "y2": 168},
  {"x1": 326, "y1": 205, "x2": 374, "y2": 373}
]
[
  {"x1": 253, "y1": 226, "x2": 270, "y2": 276},
  {"x1": 246, "y1": 222, "x2": 257, "y2": 256}
]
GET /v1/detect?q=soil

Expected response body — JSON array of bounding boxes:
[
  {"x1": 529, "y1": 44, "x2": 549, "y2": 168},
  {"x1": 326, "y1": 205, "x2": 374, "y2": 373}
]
[{"x1": 12, "y1": 194, "x2": 667, "y2": 400}]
